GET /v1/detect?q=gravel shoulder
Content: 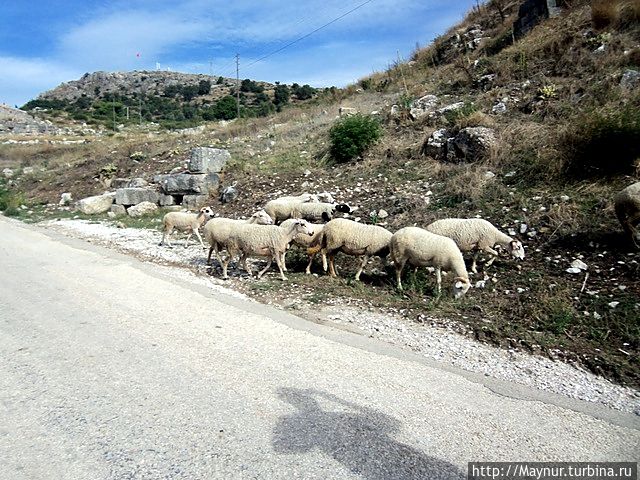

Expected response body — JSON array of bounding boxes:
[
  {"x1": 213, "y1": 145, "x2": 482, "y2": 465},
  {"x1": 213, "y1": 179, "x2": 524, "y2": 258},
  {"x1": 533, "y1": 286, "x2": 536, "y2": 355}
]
[{"x1": 40, "y1": 218, "x2": 640, "y2": 415}]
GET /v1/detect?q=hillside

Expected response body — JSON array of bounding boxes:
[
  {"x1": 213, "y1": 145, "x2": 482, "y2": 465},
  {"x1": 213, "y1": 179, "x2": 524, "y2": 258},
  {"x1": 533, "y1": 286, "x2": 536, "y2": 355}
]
[
  {"x1": 1, "y1": 0, "x2": 639, "y2": 388},
  {"x1": 20, "y1": 70, "x2": 324, "y2": 129}
]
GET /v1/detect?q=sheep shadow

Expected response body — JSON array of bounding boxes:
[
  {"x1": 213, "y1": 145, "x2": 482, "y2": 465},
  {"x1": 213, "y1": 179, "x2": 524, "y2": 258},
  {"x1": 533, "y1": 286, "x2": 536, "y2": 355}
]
[{"x1": 272, "y1": 388, "x2": 464, "y2": 480}]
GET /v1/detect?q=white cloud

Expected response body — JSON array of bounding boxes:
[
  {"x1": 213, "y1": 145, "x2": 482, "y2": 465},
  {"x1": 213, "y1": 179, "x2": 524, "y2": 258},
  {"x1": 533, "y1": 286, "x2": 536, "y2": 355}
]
[{"x1": 0, "y1": 56, "x2": 80, "y2": 106}]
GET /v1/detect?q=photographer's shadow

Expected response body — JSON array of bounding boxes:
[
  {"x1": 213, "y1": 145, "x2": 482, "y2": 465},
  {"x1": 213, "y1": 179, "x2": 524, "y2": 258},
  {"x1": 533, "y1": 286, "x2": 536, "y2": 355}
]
[{"x1": 272, "y1": 388, "x2": 464, "y2": 480}]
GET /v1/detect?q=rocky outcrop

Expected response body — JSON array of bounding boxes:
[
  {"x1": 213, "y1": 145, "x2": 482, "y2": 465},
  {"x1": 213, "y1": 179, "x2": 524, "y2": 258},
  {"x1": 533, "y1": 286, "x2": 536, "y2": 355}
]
[
  {"x1": 422, "y1": 127, "x2": 497, "y2": 163},
  {"x1": 514, "y1": 0, "x2": 563, "y2": 40},
  {"x1": 0, "y1": 104, "x2": 60, "y2": 136},
  {"x1": 157, "y1": 172, "x2": 220, "y2": 195}
]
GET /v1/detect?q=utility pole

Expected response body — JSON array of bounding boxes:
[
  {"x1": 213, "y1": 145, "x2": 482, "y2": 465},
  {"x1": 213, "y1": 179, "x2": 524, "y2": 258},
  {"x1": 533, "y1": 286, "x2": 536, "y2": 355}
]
[
  {"x1": 235, "y1": 53, "x2": 240, "y2": 119},
  {"x1": 139, "y1": 95, "x2": 142, "y2": 126},
  {"x1": 209, "y1": 59, "x2": 213, "y2": 77},
  {"x1": 112, "y1": 94, "x2": 116, "y2": 131}
]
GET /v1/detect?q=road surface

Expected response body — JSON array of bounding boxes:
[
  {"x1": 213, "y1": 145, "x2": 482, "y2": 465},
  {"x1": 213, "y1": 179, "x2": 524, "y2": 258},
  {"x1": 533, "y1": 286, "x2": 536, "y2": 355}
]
[{"x1": 0, "y1": 216, "x2": 638, "y2": 479}]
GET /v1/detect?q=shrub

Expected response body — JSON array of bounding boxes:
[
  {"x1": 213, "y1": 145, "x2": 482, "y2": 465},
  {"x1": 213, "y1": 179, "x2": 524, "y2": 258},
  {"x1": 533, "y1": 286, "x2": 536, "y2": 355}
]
[
  {"x1": 560, "y1": 105, "x2": 640, "y2": 178},
  {"x1": 329, "y1": 114, "x2": 382, "y2": 163}
]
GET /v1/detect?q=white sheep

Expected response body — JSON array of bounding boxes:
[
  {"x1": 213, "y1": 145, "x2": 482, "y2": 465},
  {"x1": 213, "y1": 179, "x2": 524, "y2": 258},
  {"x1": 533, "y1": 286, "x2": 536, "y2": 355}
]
[
  {"x1": 614, "y1": 182, "x2": 640, "y2": 244},
  {"x1": 315, "y1": 218, "x2": 392, "y2": 281},
  {"x1": 280, "y1": 219, "x2": 327, "y2": 274},
  {"x1": 264, "y1": 199, "x2": 350, "y2": 224},
  {"x1": 204, "y1": 209, "x2": 273, "y2": 267},
  {"x1": 274, "y1": 193, "x2": 319, "y2": 203},
  {"x1": 389, "y1": 227, "x2": 471, "y2": 298},
  {"x1": 224, "y1": 220, "x2": 313, "y2": 280},
  {"x1": 159, "y1": 206, "x2": 214, "y2": 249},
  {"x1": 425, "y1": 218, "x2": 525, "y2": 273}
]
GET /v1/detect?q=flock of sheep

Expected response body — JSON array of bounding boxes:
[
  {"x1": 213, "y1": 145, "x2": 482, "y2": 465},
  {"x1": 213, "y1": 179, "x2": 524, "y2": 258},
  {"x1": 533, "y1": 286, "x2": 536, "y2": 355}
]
[
  {"x1": 156, "y1": 180, "x2": 640, "y2": 297},
  {"x1": 158, "y1": 192, "x2": 527, "y2": 298}
]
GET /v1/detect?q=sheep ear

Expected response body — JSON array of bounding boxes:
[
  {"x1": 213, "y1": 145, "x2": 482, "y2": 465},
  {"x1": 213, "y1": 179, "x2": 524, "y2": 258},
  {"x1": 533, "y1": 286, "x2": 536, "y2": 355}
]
[{"x1": 454, "y1": 280, "x2": 463, "y2": 289}]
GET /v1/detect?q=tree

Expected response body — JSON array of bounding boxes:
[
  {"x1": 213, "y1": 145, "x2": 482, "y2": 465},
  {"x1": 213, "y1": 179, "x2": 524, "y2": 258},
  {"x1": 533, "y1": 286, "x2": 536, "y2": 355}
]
[
  {"x1": 197, "y1": 80, "x2": 212, "y2": 95},
  {"x1": 274, "y1": 84, "x2": 290, "y2": 110}
]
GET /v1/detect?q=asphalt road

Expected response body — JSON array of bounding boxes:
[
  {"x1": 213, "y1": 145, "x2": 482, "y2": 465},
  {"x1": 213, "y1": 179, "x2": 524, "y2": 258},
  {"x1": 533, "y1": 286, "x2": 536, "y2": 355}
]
[{"x1": 0, "y1": 216, "x2": 638, "y2": 480}]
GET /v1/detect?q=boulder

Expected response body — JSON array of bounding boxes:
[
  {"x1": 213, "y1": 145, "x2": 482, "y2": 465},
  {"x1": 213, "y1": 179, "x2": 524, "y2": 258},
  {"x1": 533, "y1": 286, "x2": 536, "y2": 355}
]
[
  {"x1": 115, "y1": 187, "x2": 160, "y2": 206},
  {"x1": 129, "y1": 177, "x2": 148, "y2": 188},
  {"x1": 189, "y1": 147, "x2": 230, "y2": 173},
  {"x1": 110, "y1": 178, "x2": 131, "y2": 189},
  {"x1": 409, "y1": 95, "x2": 438, "y2": 119},
  {"x1": 220, "y1": 185, "x2": 238, "y2": 204},
  {"x1": 449, "y1": 127, "x2": 497, "y2": 163},
  {"x1": 422, "y1": 129, "x2": 450, "y2": 159},
  {"x1": 514, "y1": 0, "x2": 562, "y2": 40},
  {"x1": 183, "y1": 195, "x2": 209, "y2": 210},
  {"x1": 109, "y1": 204, "x2": 127, "y2": 216},
  {"x1": 127, "y1": 201, "x2": 158, "y2": 217},
  {"x1": 76, "y1": 192, "x2": 115, "y2": 215},
  {"x1": 620, "y1": 70, "x2": 640, "y2": 91},
  {"x1": 157, "y1": 172, "x2": 219, "y2": 195}
]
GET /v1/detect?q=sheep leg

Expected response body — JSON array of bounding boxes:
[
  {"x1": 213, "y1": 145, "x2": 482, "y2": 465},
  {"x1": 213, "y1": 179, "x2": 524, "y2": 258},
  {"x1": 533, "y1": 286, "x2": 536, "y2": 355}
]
[
  {"x1": 282, "y1": 250, "x2": 288, "y2": 272},
  {"x1": 194, "y1": 229, "x2": 206, "y2": 250},
  {"x1": 328, "y1": 252, "x2": 338, "y2": 277},
  {"x1": 395, "y1": 259, "x2": 407, "y2": 291},
  {"x1": 483, "y1": 246, "x2": 500, "y2": 268},
  {"x1": 435, "y1": 267, "x2": 442, "y2": 296},
  {"x1": 321, "y1": 251, "x2": 328, "y2": 272},
  {"x1": 354, "y1": 255, "x2": 369, "y2": 281},
  {"x1": 162, "y1": 228, "x2": 174, "y2": 248},
  {"x1": 305, "y1": 253, "x2": 314, "y2": 275},
  {"x1": 275, "y1": 254, "x2": 287, "y2": 281},
  {"x1": 257, "y1": 258, "x2": 273, "y2": 279},
  {"x1": 207, "y1": 246, "x2": 214, "y2": 265},
  {"x1": 221, "y1": 255, "x2": 231, "y2": 279},
  {"x1": 471, "y1": 252, "x2": 479, "y2": 274},
  {"x1": 184, "y1": 231, "x2": 192, "y2": 248}
]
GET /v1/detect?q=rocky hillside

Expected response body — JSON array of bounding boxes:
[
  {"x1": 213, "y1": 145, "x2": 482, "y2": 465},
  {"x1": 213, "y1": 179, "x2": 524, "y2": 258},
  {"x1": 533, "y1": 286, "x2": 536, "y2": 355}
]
[
  {"x1": 22, "y1": 70, "x2": 325, "y2": 130},
  {"x1": 0, "y1": 104, "x2": 61, "y2": 136}
]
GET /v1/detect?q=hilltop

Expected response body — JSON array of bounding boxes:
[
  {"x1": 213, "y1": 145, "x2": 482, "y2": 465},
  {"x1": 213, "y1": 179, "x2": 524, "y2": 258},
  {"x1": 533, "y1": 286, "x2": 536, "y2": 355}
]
[
  {"x1": 20, "y1": 70, "x2": 325, "y2": 129},
  {"x1": 1, "y1": 0, "x2": 639, "y2": 389}
]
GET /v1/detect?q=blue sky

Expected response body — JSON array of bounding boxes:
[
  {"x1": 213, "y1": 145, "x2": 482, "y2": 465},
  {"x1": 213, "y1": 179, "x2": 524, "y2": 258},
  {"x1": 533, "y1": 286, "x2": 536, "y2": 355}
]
[{"x1": 0, "y1": 0, "x2": 474, "y2": 107}]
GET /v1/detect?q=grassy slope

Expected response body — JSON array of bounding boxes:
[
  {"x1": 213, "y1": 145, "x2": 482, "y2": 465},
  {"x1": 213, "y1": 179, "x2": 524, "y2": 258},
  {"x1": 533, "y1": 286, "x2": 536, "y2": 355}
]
[{"x1": 1, "y1": 0, "x2": 638, "y2": 386}]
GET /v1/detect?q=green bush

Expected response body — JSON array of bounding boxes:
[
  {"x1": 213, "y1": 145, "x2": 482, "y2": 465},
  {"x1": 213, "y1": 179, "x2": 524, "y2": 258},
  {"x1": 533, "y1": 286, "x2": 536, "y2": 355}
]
[
  {"x1": 560, "y1": 105, "x2": 640, "y2": 178},
  {"x1": 329, "y1": 114, "x2": 382, "y2": 163}
]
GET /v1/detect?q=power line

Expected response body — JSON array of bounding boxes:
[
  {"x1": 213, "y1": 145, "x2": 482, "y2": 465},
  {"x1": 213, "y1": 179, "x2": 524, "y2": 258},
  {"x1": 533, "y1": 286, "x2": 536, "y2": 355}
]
[
  {"x1": 220, "y1": 0, "x2": 376, "y2": 78},
  {"x1": 245, "y1": 0, "x2": 375, "y2": 69}
]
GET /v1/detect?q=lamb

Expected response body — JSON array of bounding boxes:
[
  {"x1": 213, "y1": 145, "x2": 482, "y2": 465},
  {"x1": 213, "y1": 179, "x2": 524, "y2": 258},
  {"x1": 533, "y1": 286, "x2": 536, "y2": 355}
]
[
  {"x1": 389, "y1": 227, "x2": 471, "y2": 298},
  {"x1": 315, "y1": 218, "x2": 393, "y2": 281},
  {"x1": 223, "y1": 220, "x2": 313, "y2": 280},
  {"x1": 280, "y1": 219, "x2": 327, "y2": 274},
  {"x1": 159, "y1": 206, "x2": 214, "y2": 249},
  {"x1": 264, "y1": 199, "x2": 350, "y2": 224},
  {"x1": 425, "y1": 218, "x2": 525, "y2": 273},
  {"x1": 614, "y1": 182, "x2": 640, "y2": 245},
  {"x1": 204, "y1": 209, "x2": 273, "y2": 267}
]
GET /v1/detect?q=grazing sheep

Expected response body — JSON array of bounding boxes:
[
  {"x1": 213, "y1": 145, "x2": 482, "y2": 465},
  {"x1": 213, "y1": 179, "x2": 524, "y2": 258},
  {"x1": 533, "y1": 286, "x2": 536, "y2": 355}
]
[
  {"x1": 280, "y1": 219, "x2": 327, "y2": 274},
  {"x1": 160, "y1": 206, "x2": 214, "y2": 249},
  {"x1": 614, "y1": 182, "x2": 640, "y2": 245},
  {"x1": 224, "y1": 220, "x2": 313, "y2": 280},
  {"x1": 274, "y1": 193, "x2": 318, "y2": 203},
  {"x1": 265, "y1": 199, "x2": 350, "y2": 224},
  {"x1": 204, "y1": 209, "x2": 273, "y2": 266},
  {"x1": 316, "y1": 218, "x2": 392, "y2": 281},
  {"x1": 425, "y1": 218, "x2": 525, "y2": 273},
  {"x1": 390, "y1": 227, "x2": 471, "y2": 298},
  {"x1": 274, "y1": 192, "x2": 335, "y2": 204}
]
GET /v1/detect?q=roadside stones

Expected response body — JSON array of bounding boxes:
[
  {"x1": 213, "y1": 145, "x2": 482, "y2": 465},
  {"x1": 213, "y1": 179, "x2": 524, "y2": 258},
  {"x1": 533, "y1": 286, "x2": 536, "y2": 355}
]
[
  {"x1": 115, "y1": 187, "x2": 160, "y2": 206},
  {"x1": 59, "y1": 192, "x2": 73, "y2": 205},
  {"x1": 127, "y1": 201, "x2": 158, "y2": 217},
  {"x1": 157, "y1": 172, "x2": 220, "y2": 195},
  {"x1": 409, "y1": 95, "x2": 438, "y2": 120},
  {"x1": 109, "y1": 204, "x2": 127, "y2": 216},
  {"x1": 2, "y1": 168, "x2": 14, "y2": 178},
  {"x1": 620, "y1": 70, "x2": 640, "y2": 91},
  {"x1": 76, "y1": 192, "x2": 115, "y2": 215},
  {"x1": 189, "y1": 147, "x2": 230, "y2": 174}
]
